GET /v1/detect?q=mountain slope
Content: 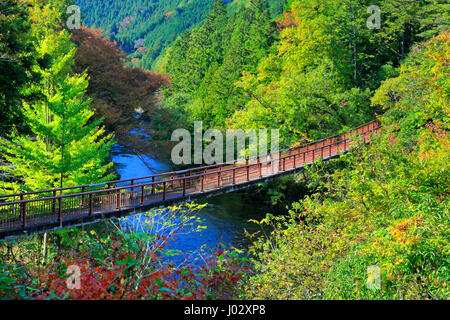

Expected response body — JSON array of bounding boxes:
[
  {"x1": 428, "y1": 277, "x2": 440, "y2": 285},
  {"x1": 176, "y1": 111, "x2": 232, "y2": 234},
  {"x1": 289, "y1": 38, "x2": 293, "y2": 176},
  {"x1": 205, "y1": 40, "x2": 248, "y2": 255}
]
[
  {"x1": 75, "y1": 0, "x2": 286, "y2": 70},
  {"x1": 75, "y1": 0, "x2": 218, "y2": 69}
]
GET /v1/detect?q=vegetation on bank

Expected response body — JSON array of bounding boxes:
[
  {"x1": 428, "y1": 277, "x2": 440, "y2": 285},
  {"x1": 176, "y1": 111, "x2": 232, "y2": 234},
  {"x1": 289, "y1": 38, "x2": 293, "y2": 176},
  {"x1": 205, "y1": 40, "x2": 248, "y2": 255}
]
[
  {"x1": 0, "y1": 1, "x2": 116, "y2": 192},
  {"x1": 245, "y1": 31, "x2": 449, "y2": 299},
  {"x1": 0, "y1": 204, "x2": 249, "y2": 300}
]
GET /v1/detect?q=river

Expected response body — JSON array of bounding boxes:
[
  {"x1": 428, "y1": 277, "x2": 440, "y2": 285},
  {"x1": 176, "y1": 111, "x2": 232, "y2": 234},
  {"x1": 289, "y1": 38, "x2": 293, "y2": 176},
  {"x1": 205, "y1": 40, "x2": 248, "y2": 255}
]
[{"x1": 110, "y1": 128, "x2": 268, "y2": 265}]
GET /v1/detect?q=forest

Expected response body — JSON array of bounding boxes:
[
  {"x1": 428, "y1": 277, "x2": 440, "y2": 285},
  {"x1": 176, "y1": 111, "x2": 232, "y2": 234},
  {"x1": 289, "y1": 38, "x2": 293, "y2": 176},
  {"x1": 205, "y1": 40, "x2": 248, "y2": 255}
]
[
  {"x1": 75, "y1": 0, "x2": 219, "y2": 70},
  {"x1": 74, "y1": 0, "x2": 287, "y2": 70},
  {"x1": 0, "y1": 0, "x2": 448, "y2": 301}
]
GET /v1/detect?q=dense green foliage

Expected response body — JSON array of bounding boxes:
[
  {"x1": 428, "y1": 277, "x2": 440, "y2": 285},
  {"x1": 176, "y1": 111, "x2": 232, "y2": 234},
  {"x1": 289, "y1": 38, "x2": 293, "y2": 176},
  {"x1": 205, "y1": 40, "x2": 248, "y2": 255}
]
[
  {"x1": 245, "y1": 31, "x2": 449, "y2": 299},
  {"x1": 0, "y1": 1, "x2": 36, "y2": 134},
  {"x1": 157, "y1": 0, "x2": 448, "y2": 147},
  {"x1": 0, "y1": 0, "x2": 115, "y2": 193},
  {"x1": 75, "y1": 0, "x2": 286, "y2": 70},
  {"x1": 0, "y1": 0, "x2": 169, "y2": 193},
  {"x1": 153, "y1": 0, "x2": 282, "y2": 139}
]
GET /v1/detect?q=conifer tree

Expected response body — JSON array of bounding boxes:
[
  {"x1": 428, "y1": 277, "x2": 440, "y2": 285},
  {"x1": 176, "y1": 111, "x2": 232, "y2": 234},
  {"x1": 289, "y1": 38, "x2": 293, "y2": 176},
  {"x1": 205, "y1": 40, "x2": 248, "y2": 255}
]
[
  {"x1": 170, "y1": 0, "x2": 227, "y2": 93},
  {"x1": 0, "y1": 0, "x2": 35, "y2": 135},
  {"x1": 0, "y1": 1, "x2": 115, "y2": 194}
]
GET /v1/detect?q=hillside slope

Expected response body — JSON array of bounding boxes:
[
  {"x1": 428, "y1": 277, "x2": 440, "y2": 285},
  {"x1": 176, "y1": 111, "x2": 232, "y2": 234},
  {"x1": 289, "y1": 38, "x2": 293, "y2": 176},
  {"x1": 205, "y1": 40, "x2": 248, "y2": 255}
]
[
  {"x1": 75, "y1": 0, "x2": 218, "y2": 69},
  {"x1": 75, "y1": 0, "x2": 286, "y2": 70}
]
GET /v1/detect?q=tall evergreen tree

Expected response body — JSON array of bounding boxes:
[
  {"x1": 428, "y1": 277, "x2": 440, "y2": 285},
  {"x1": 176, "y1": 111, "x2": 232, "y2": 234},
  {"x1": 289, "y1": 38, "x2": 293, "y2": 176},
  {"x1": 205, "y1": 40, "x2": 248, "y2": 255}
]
[
  {"x1": 0, "y1": 0, "x2": 36, "y2": 135},
  {"x1": 0, "y1": 1, "x2": 115, "y2": 194},
  {"x1": 193, "y1": 0, "x2": 277, "y2": 127},
  {"x1": 168, "y1": 0, "x2": 227, "y2": 93}
]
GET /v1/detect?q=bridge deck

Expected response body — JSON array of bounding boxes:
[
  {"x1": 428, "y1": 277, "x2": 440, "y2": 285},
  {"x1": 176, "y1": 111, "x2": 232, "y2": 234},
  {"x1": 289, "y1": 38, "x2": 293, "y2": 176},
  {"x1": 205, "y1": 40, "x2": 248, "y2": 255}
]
[{"x1": 0, "y1": 121, "x2": 380, "y2": 239}]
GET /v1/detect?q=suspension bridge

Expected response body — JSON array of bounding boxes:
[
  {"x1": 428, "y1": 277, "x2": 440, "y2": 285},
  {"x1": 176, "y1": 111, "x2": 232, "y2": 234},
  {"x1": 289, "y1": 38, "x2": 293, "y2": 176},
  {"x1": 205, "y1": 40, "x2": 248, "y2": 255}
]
[{"x1": 0, "y1": 121, "x2": 380, "y2": 239}]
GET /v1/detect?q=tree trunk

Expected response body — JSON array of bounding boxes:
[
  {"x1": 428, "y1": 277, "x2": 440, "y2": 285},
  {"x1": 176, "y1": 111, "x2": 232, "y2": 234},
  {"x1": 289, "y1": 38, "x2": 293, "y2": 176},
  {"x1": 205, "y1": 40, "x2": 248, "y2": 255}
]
[
  {"x1": 41, "y1": 232, "x2": 48, "y2": 265},
  {"x1": 353, "y1": 25, "x2": 357, "y2": 83},
  {"x1": 401, "y1": 24, "x2": 406, "y2": 60}
]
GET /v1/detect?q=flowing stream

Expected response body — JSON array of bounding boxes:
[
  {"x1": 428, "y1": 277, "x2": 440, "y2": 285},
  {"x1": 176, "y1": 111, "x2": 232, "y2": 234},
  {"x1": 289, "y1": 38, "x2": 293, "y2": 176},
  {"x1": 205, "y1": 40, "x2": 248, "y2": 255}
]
[{"x1": 110, "y1": 125, "x2": 268, "y2": 264}]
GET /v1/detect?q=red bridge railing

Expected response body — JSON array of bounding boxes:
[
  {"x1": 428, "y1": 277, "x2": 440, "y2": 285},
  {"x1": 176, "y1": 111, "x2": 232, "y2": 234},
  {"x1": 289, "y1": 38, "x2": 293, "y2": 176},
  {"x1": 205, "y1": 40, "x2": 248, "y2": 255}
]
[{"x1": 0, "y1": 120, "x2": 380, "y2": 237}]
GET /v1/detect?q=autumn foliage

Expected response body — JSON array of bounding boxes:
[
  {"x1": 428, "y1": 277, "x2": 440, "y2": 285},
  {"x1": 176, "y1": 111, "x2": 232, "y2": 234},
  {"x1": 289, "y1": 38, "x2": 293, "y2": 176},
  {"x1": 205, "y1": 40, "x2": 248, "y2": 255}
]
[
  {"x1": 71, "y1": 26, "x2": 169, "y2": 135},
  {"x1": 276, "y1": 11, "x2": 299, "y2": 32},
  {"x1": 29, "y1": 248, "x2": 247, "y2": 300},
  {"x1": 1, "y1": 229, "x2": 249, "y2": 300}
]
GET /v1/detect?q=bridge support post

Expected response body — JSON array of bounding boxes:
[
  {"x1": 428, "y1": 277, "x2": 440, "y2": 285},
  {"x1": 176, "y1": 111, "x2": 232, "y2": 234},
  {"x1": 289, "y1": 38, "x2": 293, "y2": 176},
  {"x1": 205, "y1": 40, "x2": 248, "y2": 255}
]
[
  {"x1": 141, "y1": 185, "x2": 144, "y2": 205},
  {"x1": 58, "y1": 197, "x2": 62, "y2": 224},
  {"x1": 116, "y1": 190, "x2": 121, "y2": 210},
  {"x1": 183, "y1": 178, "x2": 186, "y2": 197},
  {"x1": 82, "y1": 187, "x2": 86, "y2": 207},
  {"x1": 218, "y1": 168, "x2": 221, "y2": 188},
  {"x1": 257, "y1": 156, "x2": 261, "y2": 177},
  {"x1": 89, "y1": 193, "x2": 93, "y2": 216},
  {"x1": 52, "y1": 191, "x2": 56, "y2": 214},
  {"x1": 152, "y1": 177, "x2": 155, "y2": 195},
  {"x1": 20, "y1": 195, "x2": 26, "y2": 228},
  {"x1": 163, "y1": 182, "x2": 167, "y2": 201}
]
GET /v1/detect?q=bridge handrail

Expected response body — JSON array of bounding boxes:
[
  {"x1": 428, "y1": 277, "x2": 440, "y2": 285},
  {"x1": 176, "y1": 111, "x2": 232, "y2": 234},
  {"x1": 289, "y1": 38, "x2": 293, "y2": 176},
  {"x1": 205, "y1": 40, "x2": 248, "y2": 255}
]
[
  {"x1": 0, "y1": 121, "x2": 380, "y2": 208},
  {"x1": 0, "y1": 127, "x2": 379, "y2": 207},
  {"x1": 0, "y1": 120, "x2": 380, "y2": 201}
]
